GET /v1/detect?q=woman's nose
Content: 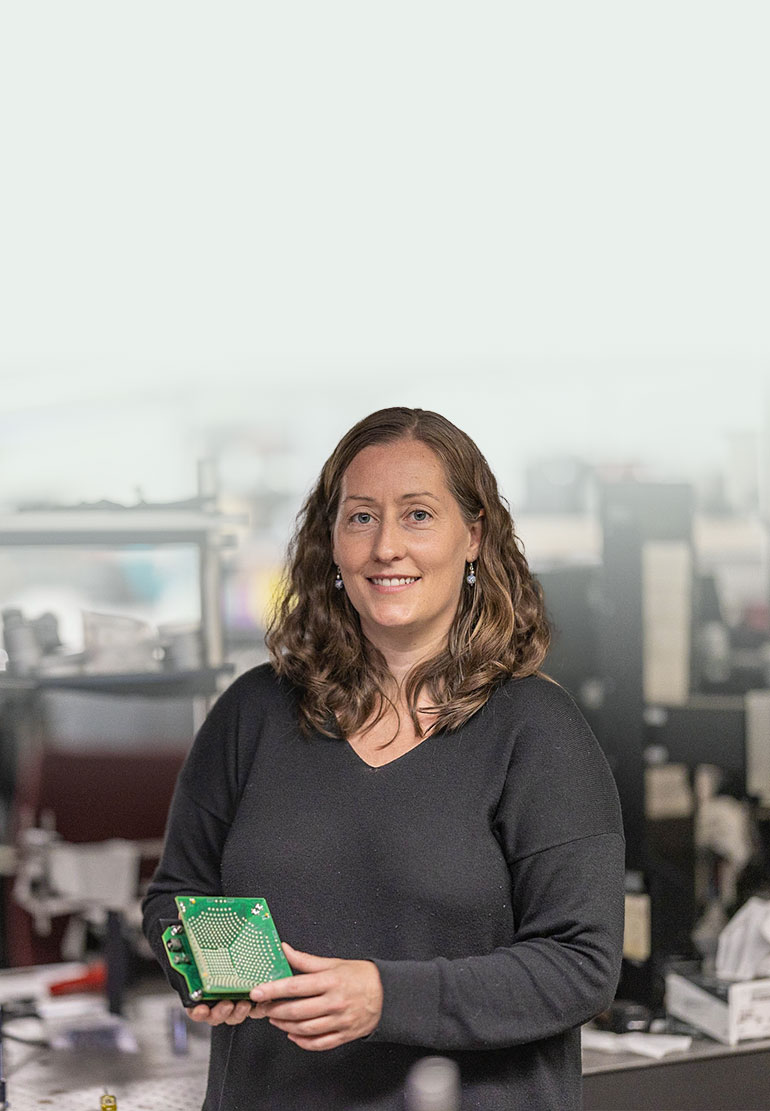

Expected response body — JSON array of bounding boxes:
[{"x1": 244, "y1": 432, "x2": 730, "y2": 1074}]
[{"x1": 371, "y1": 518, "x2": 405, "y2": 562}]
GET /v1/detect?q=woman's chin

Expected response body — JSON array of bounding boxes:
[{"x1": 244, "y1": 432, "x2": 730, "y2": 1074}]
[{"x1": 360, "y1": 607, "x2": 419, "y2": 634}]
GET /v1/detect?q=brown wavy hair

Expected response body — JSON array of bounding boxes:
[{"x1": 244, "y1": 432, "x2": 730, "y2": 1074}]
[{"x1": 265, "y1": 407, "x2": 550, "y2": 740}]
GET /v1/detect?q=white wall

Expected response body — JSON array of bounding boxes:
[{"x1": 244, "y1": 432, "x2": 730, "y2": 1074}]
[{"x1": 1, "y1": 2, "x2": 768, "y2": 508}]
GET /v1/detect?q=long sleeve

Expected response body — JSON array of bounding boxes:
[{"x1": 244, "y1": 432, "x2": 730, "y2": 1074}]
[
  {"x1": 369, "y1": 831, "x2": 624, "y2": 1049},
  {"x1": 141, "y1": 668, "x2": 263, "y2": 994},
  {"x1": 367, "y1": 679, "x2": 625, "y2": 1051},
  {"x1": 141, "y1": 784, "x2": 232, "y2": 994}
]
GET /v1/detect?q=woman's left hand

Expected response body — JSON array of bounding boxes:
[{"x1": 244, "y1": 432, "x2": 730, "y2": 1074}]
[{"x1": 249, "y1": 941, "x2": 383, "y2": 1051}]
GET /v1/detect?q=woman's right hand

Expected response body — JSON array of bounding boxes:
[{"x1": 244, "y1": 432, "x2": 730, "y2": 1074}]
[{"x1": 187, "y1": 999, "x2": 264, "y2": 1026}]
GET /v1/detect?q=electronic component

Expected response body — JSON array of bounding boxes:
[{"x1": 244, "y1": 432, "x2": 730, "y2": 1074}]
[{"x1": 162, "y1": 896, "x2": 292, "y2": 1003}]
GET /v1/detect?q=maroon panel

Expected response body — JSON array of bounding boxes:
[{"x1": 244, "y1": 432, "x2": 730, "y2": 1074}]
[
  {"x1": 33, "y1": 749, "x2": 185, "y2": 843},
  {"x1": 5, "y1": 746, "x2": 185, "y2": 966}
]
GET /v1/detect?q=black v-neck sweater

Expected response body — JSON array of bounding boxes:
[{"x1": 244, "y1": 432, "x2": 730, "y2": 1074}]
[{"x1": 143, "y1": 664, "x2": 624, "y2": 1111}]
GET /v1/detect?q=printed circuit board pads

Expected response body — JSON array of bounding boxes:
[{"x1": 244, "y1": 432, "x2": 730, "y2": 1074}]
[{"x1": 162, "y1": 896, "x2": 292, "y2": 1002}]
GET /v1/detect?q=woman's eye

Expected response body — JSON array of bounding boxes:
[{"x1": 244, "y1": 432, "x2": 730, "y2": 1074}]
[
  {"x1": 410, "y1": 510, "x2": 432, "y2": 522},
  {"x1": 351, "y1": 512, "x2": 372, "y2": 524}
]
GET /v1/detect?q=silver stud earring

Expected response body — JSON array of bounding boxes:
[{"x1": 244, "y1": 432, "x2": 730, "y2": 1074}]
[
  {"x1": 334, "y1": 566, "x2": 344, "y2": 590},
  {"x1": 466, "y1": 561, "x2": 476, "y2": 586}
]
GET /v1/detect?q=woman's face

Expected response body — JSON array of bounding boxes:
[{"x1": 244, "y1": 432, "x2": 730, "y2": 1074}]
[{"x1": 332, "y1": 438, "x2": 482, "y2": 650}]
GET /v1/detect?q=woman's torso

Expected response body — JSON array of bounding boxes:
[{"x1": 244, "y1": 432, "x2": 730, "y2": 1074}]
[{"x1": 198, "y1": 666, "x2": 591, "y2": 1110}]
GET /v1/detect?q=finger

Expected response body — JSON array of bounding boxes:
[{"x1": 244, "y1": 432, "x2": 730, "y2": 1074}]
[
  {"x1": 269, "y1": 1014, "x2": 338, "y2": 1037},
  {"x1": 203, "y1": 1001, "x2": 237, "y2": 1026},
  {"x1": 281, "y1": 942, "x2": 337, "y2": 974},
  {"x1": 287, "y1": 1030, "x2": 347, "y2": 1052},
  {"x1": 224, "y1": 1000, "x2": 254, "y2": 1025},
  {"x1": 187, "y1": 1004, "x2": 212, "y2": 1023},
  {"x1": 250, "y1": 971, "x2": 329, "y2": 1003},
  {"x1": 259, "y1": 996, "x2": 334, "y2": 1023}
]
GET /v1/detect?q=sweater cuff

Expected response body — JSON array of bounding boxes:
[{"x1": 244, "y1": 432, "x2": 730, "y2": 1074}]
[{"x1": 366, "y1": 959, "x2": 439, "y2": 1045}]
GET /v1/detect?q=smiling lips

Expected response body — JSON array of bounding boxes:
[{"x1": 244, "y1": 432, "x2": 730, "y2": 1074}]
[{"x1": 367, "y1": 576, "x2": 420, "y2": 592}]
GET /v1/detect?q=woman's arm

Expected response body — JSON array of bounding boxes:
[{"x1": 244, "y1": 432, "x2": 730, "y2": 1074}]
[
  {"x1": 368, "y1": 830, "x2": 625, "y2": 1049},
  {"x1": 365, "y1": 684, "x2": 626, "y2": 1050},
  {"x1": 142, "y1": 781, "x2": 269, "y2": 1027},
  {"x1": 141, "y1": 783, "x2": 230, "y2": 997},
  {"x1": 250, "y1": 829, "x2": 624, "y2": 1051},
  {"x1": 141, "y1": 671, "x2": 259, "y2": 1003}
]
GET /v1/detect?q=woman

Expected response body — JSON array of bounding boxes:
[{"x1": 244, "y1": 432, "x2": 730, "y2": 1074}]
[{"x1": 143, "y1": 407, "x2": 625, "y2": 1111}]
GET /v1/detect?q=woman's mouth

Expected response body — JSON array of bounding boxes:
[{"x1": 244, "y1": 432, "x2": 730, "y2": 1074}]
[{"x1": 367, "y1": 576, "x2": 420, "y2": 591}]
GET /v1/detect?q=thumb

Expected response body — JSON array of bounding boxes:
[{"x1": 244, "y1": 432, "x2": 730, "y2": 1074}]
[{"x1": 282, "y1": 941, "x2": 336, "y2": 973}]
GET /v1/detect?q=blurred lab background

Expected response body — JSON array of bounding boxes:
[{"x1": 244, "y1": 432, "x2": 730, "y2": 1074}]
[{"x1": 1, "y1": 0, "x2": 769, "y2": 1018}]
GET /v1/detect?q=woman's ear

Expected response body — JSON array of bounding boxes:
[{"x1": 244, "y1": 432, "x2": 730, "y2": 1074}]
[{"x1": 467, "y1": 509, "x2": 484, "y2": 562}]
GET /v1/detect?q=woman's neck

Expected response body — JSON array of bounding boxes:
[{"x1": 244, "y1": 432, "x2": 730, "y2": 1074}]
[{"x1": 361, "y1": 624, "x2": 449, "y2": 690}]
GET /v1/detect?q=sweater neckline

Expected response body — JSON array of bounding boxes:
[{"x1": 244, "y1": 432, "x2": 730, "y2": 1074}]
[{"x1": 343, "y1": 732, "x2": 436, "y2": 771}]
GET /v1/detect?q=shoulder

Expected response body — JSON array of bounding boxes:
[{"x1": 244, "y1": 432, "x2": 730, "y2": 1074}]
[
  {"x1": 491, "y1": 673, "x2": 592, "y2": 740},
  {"x1": 180, "y1": 663, "x2": 299, "y2": 805},
  {"x1": 493, "y1": 674, "x2": 615, "y2": 788},
  {"x1": 491, "y1": 675, "x2": 624, "y2": 850},
  {"x1": 190, "y1": 663, "x2": 297, "y2": 755},
  {"x1": 213, "y1": 661, "x2": 295, "y2": 716}
]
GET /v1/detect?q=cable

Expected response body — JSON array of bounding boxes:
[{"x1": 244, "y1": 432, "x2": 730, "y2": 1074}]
[{"x1": 0, "y1": 1031, "x2": 49, "y2": 1048}]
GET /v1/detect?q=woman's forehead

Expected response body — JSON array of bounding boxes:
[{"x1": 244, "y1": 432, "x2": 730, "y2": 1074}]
[{"x1": 341, "y1": 440, "x2": 448, "y2": 491}]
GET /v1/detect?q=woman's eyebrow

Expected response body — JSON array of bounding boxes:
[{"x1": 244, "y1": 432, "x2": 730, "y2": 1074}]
[{"x1": 343, "y1": 491, "x2": 440, "y2": 502}]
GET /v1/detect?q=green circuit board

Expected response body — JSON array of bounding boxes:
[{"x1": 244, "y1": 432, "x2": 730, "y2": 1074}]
[{"x1": 162, "y1": 895, "x2": 292, "y2": 1003}]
